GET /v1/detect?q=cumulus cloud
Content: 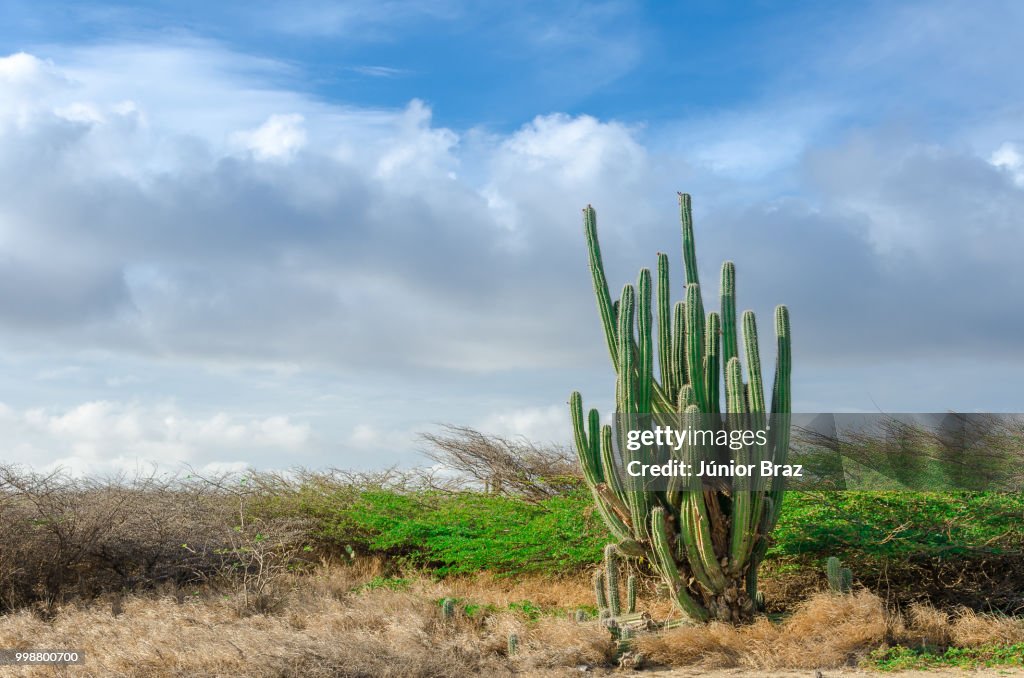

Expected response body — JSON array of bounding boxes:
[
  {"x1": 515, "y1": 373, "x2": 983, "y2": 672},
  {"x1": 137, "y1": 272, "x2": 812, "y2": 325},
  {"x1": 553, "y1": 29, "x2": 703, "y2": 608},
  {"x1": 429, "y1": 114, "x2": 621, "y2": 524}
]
[
  {"x1": 232, "y1": 113, "x2": 307, "y2": 160},
  {"x1": 2, "y1": 8, "x2": 1024, "y2": 473},
  {"x1": 0, "y1": 47, "x2": 655, "y2": 375},
  {"x1": 0, "y1": 400, "x2": 311, "y2": 476}
]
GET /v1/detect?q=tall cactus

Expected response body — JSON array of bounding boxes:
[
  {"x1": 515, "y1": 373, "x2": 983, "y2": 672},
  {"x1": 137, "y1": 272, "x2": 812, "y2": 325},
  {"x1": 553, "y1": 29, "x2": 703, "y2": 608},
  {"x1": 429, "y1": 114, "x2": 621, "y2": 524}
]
[{"x1": 571, "y1": 193, "x2": 792, "y2": 623}]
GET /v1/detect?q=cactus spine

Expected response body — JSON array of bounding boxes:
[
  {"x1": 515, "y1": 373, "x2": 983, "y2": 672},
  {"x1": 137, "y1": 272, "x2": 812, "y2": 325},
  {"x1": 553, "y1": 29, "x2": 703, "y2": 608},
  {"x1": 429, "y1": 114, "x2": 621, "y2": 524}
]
[{"x1": 572, "y1": 193, "x2": 793, "y2": 623}]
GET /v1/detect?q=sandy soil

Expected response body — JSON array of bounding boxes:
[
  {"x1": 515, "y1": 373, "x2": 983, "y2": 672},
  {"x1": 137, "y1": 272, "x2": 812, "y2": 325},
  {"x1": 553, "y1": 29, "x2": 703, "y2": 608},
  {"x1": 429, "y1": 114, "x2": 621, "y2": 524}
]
[{"x1": 638, "y1": 670, "x2": 1024, "y2": 677}]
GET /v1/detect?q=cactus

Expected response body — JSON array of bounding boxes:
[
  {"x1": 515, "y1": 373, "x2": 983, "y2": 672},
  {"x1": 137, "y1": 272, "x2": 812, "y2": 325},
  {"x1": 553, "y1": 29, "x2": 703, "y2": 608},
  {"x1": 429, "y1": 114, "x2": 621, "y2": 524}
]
[
  {"x1": 571, "y1": 193, "x2": 793, "y2": 623},
  {"x1": 604, "y1": 544, "x2": 621, "y2": 617},
  {"x1": 593, "y1": 545, "x2": 625, "y2": 618},
  {"x1": 575, "y1": 609, "x2": 587, "y2": 623},
  {"x1": 593, "y1": 568, "x2": 608, "y2": 615},
  {"x1": 827, "y1": 556, "x2": 853, "y2": 594},
  {"x1": 441, "y1": 597, "x2": 455, "y2": 619},
  {"x1": 626, "y1": 575, "x2": 637, "y2": 614},
  {"x1": 507, "y1": 633, "x2": 519, "y2": 656}
]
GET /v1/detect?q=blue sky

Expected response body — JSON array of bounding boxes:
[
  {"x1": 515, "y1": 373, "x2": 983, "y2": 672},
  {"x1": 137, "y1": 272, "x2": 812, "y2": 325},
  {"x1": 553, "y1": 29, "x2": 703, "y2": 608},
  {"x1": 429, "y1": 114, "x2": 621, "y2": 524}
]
[
  {"x1": 0, "y1": 1, "x2": 1023, "y2": 475},
  {"x1": 1, "y1": 1, "x2": 844, "y2": 127}
]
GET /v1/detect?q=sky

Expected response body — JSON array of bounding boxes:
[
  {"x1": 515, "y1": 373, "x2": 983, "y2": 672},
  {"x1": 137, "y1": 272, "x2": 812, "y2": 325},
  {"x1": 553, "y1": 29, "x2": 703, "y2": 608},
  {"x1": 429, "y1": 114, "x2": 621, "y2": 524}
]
[{"x1": 0, "y1": 0, "x2": 1023, "y2": 475}]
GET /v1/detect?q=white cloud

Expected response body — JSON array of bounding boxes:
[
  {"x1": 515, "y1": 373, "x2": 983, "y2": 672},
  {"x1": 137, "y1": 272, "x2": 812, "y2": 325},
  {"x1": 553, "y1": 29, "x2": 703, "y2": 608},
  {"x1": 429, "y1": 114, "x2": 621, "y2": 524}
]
[
  {"x1": 231, "y1": 113, "x2": 307, "y2": 161},
  {"x1": 990, "y1": 142, "x2": 1024, "y2": 186},
  {"x1": 479, "y1": 404, "x2": 570, "y2": 446},
  {"x1": 0, "y1": 400, "x2": 311, "y2": 475}
]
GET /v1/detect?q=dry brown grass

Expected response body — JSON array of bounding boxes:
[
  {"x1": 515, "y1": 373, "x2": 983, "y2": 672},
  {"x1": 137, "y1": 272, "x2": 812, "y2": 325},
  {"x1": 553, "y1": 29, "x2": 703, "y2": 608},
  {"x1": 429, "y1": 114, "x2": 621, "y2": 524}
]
[
  {"x1": 636, "y1": 591, "x2": 885, "y2": 670},
  {"x1": 3, "y1": 565, "x2": 1024, "y2": 677},
  {"x1": 0, "y1": 563, "x2": 611, "y2": 677},
  {"x1": 636, "y1": 589, "x2": 1024, "y2": 672}
]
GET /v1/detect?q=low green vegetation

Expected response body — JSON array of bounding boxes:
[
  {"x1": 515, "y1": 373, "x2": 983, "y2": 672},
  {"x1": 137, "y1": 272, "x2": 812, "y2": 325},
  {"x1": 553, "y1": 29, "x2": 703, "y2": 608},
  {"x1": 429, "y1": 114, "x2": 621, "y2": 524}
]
[
  {"x1": 281, "y1": 486, "x2": 610, "y2": 576},
  {"x1": 258, "y1": 482, "x2": 1024, "y2": 604},
  {"x1": 868, "y1": 644, "x2": 1024, "y2": 671},
  {"x1": 772, "y1": 491, "x2": 1024, "y2": 561}
]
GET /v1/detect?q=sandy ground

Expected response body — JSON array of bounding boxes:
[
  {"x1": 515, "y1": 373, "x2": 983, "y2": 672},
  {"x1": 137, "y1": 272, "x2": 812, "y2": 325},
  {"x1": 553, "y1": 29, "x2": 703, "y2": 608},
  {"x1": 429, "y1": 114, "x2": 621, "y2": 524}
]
[{"x1": 633, "y1": 670, "x2": 1024, "y2": 677}]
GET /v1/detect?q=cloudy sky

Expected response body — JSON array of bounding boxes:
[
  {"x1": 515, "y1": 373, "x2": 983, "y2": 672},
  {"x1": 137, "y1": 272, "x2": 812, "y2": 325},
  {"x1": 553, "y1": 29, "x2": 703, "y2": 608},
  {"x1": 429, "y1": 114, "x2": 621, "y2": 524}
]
[{"x1": 0, "y1": 0, "x2": 1022, "y2": 475}]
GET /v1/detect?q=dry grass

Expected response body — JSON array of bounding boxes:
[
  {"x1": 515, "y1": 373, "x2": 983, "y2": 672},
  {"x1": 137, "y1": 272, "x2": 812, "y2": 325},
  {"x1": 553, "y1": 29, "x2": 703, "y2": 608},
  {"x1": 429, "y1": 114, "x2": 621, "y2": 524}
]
[
  {"x1": 637, "y1": 590, "x2": 889, "y2": 670},
  {"x1": 3, "y1": 560, "x2": 1024, "y2": 676},
  {"x1": 636, "y1": 589, "x2": 1024, "y2": 671},
  {"x1": 0, "y1": 563, "x2": 611, "y2": 677}
]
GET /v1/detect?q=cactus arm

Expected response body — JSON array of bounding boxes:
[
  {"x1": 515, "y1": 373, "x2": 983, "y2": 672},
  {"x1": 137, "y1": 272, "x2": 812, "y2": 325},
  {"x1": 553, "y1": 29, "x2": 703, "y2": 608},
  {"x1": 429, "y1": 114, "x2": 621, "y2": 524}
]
[
  {"x1": 651, "y1": 507, "x2": 708, "y2": 621},
  {"x1": 671, "y1": 301, "x2": 687, "y2": 393},
  {"x1": 570, "y1": 393, "x2": 602, "y2": 486},
  {"x1": 657, "y1": 253, "x2": 673, "y2": 395},
  {"x1": 588, "y1": 407, "x2": 602, "y2": 478},
  {"x1": 626, "y1": 575, "x2": 637, "y2": 614},
  {"x1": 725, "y1": 357, "x2": 754, "y2": 574},
  {"x1": 764, "y1": 305, "x2": 792, "y2": 529},
  {"x1": 704, "y1": 312, "x2": 721, "y2": 414},
  {"x1": 744, "y1": 495, "x2": 771, "y2": 606},
  {"x1": 616, "y1": 285, "x2": 636, "y2": 416},
  {"x1": 572, "y1": 393, "x2": 634, "y2": 542},
  {"x1": 748, "y1": 306, "x2": 794, "y2": 586},
  {"x1": 724, "y1": 357, "x2": 747, "y2": 420},
  {"x1": 720, "y1": 262, "x2": 738, "y2": 365},
  {"x1": 583, "y1": 205, "x2": 619, "y2": 371},
  {"x1": 599, "y1": 425, "x2": 629, "y2": 516},
  {"x1": 741, "y1": 310, "x2": 768, "y2": 553},
  {"x1": 685, "y1": 283, "x2": 707, "y2": 411},
  {"x1": 679, "y1": 193, "x2": 700, "y2": 287},
  {"x1": 742, "y1": 311, "x2": 766, "y2": 416},
  {"x1": 593, "y1": 485, "x2": 634, "y2": 534},
  {"x1": 637, "y1": 268, "x2": 654, "y2": 415},
  {"x1": 679, "y1": 405, "x2": 728, "y2": 590},
  {"x1": 770, "y1": 305, "x2": 792, "y2": 417},
  {"x1": 616, "y1": 284, "x2": 654, "y2": 540}
]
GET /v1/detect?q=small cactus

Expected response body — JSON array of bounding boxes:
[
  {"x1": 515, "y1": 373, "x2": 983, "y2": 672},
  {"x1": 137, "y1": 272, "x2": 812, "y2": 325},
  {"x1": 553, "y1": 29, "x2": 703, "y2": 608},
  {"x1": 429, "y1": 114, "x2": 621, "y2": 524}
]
[
  {"x1": 605, "y1": 544, "x2": 621, "y2": 616},
  {"x1": 441, "y1": 597, "x2": 455, "y2": 619},
  {"x1": 593, "y1": 568, "x2": 607, "y2": 615},
  {"x1": 827, "y1": 556, "x2": 853, "y2": 593},
  {"x1": 575, "y1": 609, "x2": 587, "y2": 623},
  {"x1": 594, "y1": 545, "x2": 626, "y2": 618},
  {"x1": 507, "y1": 633, "x2": 519, "y2": 656}
]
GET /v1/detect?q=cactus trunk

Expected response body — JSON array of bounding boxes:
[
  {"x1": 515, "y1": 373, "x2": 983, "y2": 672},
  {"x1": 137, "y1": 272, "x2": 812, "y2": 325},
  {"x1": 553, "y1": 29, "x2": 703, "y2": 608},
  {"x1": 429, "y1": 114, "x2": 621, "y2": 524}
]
[{"x1": 572, "y1": 194, "x2": 792, "y2": 623}]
